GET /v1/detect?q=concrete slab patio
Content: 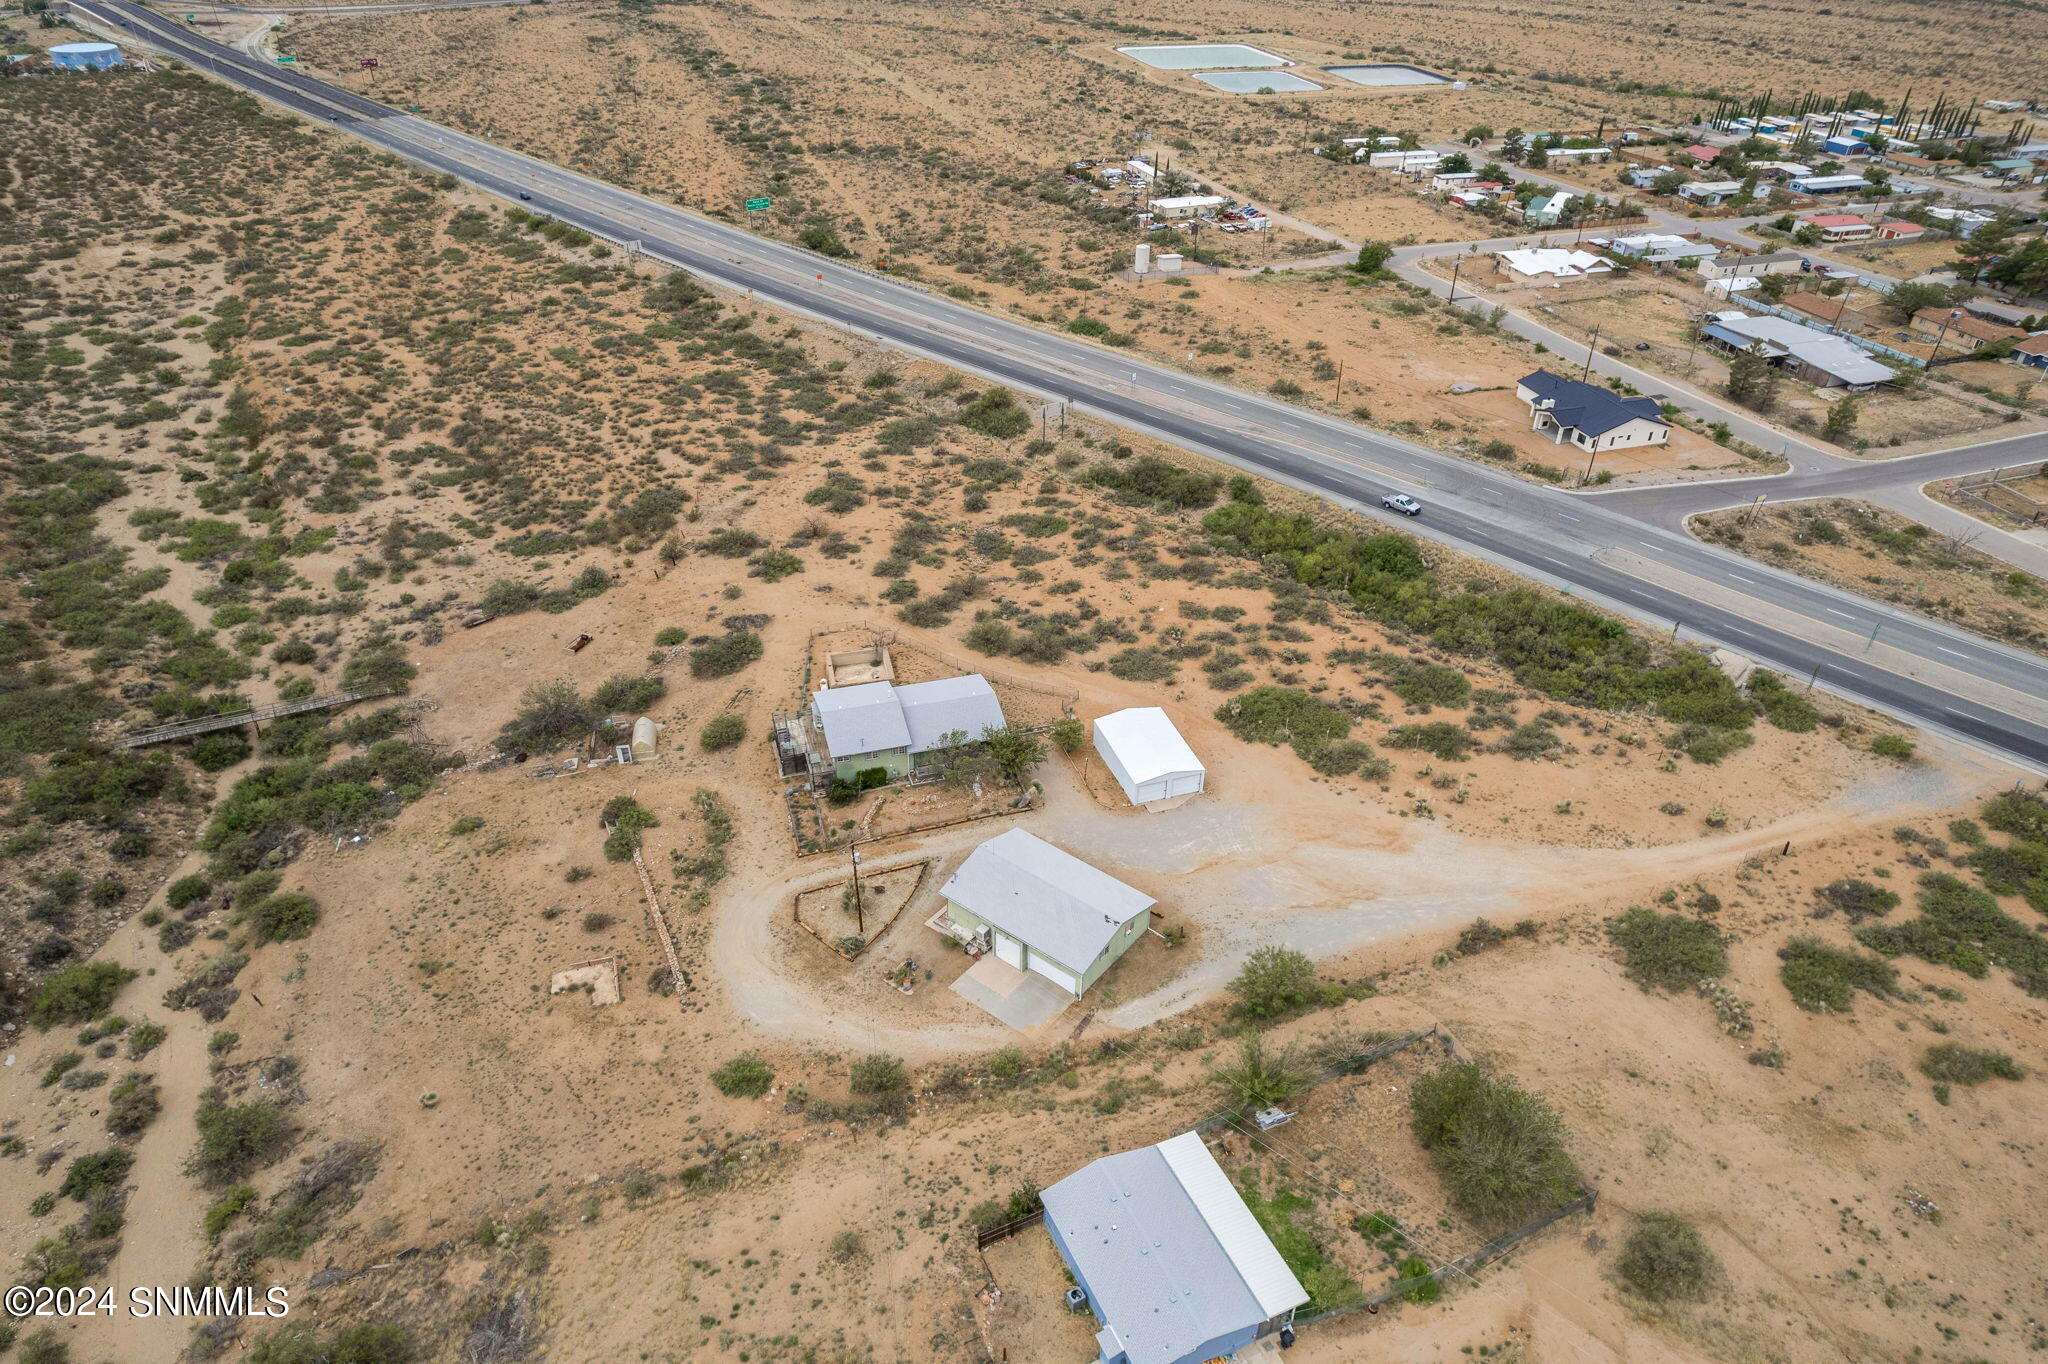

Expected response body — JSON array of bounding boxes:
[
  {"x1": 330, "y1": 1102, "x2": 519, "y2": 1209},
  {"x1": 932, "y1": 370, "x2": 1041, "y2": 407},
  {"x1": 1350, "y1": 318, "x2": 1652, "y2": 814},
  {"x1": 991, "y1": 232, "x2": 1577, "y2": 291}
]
[{"x1": 951, "y1": 956, "x2": 1075, "y2": 1032}]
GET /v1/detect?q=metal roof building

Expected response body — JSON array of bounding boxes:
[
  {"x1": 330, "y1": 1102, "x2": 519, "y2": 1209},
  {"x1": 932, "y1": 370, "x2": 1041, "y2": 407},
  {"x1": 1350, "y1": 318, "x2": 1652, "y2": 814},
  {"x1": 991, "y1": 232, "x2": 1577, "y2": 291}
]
[
  {"x1": 1043, "y1": 1130, "x2": 1309, "y2": 1364},
  {"x1": 1701, "y1": 312, "x2": 1895, "y2": 389},
  {"x1": 1092, "y1": 708, "x2": 1205, "y2": 807},
  {"x1": 810, "y1": 676, "x2": 1004, "y2": 761},
  {"x1": 937, "y1": 829, "x2": 1153, "y2": 994}
]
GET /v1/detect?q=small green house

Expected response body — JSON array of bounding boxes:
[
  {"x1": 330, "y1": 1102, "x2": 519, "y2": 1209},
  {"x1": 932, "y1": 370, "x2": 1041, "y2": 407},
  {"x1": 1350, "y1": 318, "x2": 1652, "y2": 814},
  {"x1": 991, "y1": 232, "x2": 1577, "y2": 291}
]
[
  {"x1": 937, "y1": 829, "x2": 1154, "y2": 997},
  {"x1": 811, "y1": 675, "x2": 1006, "y2": 781}
]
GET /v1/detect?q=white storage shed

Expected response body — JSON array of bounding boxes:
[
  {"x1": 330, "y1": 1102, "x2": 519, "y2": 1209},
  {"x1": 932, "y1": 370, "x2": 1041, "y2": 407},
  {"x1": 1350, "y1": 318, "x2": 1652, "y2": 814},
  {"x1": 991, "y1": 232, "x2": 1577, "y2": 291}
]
[{"x1": 1093, "y1": 707, "x2": 1206, "y2": 806}]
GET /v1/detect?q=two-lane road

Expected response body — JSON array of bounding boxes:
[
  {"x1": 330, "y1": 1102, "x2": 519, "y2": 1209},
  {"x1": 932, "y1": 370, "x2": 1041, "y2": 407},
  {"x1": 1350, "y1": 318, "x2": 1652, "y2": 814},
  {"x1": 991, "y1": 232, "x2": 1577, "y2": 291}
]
[{"x1": 71, "y1": 0, "x2": 2048, "y2": 770}]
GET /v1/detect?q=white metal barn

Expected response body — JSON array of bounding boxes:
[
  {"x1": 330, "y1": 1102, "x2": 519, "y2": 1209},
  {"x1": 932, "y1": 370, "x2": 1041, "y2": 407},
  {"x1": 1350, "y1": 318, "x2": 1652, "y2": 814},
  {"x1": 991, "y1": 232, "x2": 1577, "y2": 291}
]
[{"x1": 1093, "y1": 707, "x2": 1206, "y2": 806}]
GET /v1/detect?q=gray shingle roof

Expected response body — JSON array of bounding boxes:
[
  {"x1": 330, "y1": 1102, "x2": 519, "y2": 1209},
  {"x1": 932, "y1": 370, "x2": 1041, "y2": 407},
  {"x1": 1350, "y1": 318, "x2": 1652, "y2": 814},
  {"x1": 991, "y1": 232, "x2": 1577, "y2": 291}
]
[
  {"x1": 1519, "y1": 370, "x2": 1668, "y2": 438},
  {"x1": 939, "y1": 828, "x2": 1153, "y2": 971},
  {"x1": 1044, "y1": 1131, "x2": 1307, "y2": 1364}
]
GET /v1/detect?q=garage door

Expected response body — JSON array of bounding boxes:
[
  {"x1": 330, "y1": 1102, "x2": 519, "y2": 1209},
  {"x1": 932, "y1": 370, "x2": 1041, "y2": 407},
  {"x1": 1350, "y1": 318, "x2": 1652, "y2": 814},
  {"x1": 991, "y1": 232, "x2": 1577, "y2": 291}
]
[
  {"x1": 1027, "y1": 952, "x2": 1080, "y2": 995},
  {"x1": 994, "y1": 933, "x2": 1025, "y2": 969},
  {"x1": 1167, "y1": 772, "x2": 1203, "y2": 796},
  {"x1": 1134, "y1": 778, "x2": 1172, "y2": 804}
]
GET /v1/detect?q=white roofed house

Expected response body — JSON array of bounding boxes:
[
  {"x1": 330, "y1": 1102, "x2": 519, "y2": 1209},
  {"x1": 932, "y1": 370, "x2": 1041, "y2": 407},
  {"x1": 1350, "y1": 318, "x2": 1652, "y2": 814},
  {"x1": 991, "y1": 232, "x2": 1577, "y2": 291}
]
[
  {"x1": 809, "y1": 675, "x2": 1005, "y2": 781},
  {"x1": 1092, "y1": 707, "x2": 1206, "y2": 807},
  {"x1": 1147, "y1": 194, "x2": 1226, "y2": 219},
  {"x1": 934, "y1": 829, "x2": 1154, "y2": 996},
  {"x1": 1603, "y1": 233, "x2": 1721, "y2": 264},
  {"x1": 1043, "y1": 1130, "x2": 1309, "y2": 1364},
  {"x1": 1496, "y1": 247, "x2": 1613, "y2": 284}
]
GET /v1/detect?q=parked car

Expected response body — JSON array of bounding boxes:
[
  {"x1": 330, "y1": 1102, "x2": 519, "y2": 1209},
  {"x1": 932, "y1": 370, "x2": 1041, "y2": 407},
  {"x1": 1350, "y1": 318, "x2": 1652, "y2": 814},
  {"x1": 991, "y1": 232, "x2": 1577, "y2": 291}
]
[{"x1": 1380, "y1": 493, "x2": 1423, "y2": 516}]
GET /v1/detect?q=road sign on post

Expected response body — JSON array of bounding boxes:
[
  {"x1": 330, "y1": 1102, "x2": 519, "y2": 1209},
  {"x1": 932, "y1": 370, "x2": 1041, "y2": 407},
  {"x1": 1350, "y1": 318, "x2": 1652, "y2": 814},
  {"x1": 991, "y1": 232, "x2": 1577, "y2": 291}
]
[
  {"x1": 276, "y1": 56, "x2": 296, "y2": 63},
  {"x1": 744, "y1": 197, "x2": 772, "y2": 212}
]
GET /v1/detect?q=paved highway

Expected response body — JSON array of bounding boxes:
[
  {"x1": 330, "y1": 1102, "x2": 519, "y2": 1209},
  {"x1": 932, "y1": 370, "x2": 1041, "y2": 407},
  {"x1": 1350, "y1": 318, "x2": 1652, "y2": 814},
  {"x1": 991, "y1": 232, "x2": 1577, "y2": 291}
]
[{"x1": 73, "y1": 0, "x2": 2048, "y2": 771}]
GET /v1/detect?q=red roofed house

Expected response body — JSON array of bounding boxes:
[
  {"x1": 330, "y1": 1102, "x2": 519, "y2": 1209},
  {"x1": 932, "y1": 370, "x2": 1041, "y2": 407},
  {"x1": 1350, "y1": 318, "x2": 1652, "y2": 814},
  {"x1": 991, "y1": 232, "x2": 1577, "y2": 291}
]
[
  {"x1": 1875, "y1": 221, "x2": 1925, "y2": 241},
  {"x1": 1806, "y1": 214, "x2": 1875, "y2": 242},
  {"x1": 1684, "y1": 144, "x2": 1721, "y2": 165}
]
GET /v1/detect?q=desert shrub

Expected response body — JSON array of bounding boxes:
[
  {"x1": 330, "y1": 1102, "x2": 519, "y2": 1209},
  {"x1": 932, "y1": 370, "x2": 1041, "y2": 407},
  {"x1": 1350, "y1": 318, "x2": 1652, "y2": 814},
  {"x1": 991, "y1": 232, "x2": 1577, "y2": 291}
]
[
  {"x1": 478, "y1": 578, "x2": 544, "y2": 616},
  {"x1": 1855, "y1": 873, "x2": 2048, "y2": 997},
  {"x1": 1105, "y1": 647, "x2": 1177, "y2": 682},
  {"x1": 1616, "y1": 1212, "x2": 1719, "y2": 1301},
  {"x1": 1307, "y1": 739, "x2": 1384, "y2": 778},
  {"x1": 191, "y1": 1092, "x2": 290, "y2": 1185},
  {"x1": 699, "y1": 714, "x2": 746, "y2": 751},
  {"x1": 29, "y1": 962, "x2": 137, "y2": 1029},
  {"x1": 1215, "y1": 687, "x2": 1350, "y2": 761},
  {"x1": 60, "y1": 1147, "x2": 133, "y2": 1202},
  {"x1": 1606, "y1": 907, "x2": 1726, "y2": 991},
  {"x1": 1409, "y1": 1064, "x2": 1581, "y2": 1226},
  {"x1": 1384, "y1": 722, "x2": 1472, "y2": 761},
  {"x1": 1455, "y1": 918, "x2": 1537, "y2": 956},
  {"x1": 601, "y1": 798, "x2": 658, "y2": 862},
  {"x1": 248, "y1": 893, "x2": 320, "y2": 945},
  {"x1": 589, "y1": 674, "x2": 665, "y2": 714},
  {"x1": 1981, "y1": 789, "x2": 2048, "y2": 842},
  {"x1": 1201, "y1": 503, "x2": 1752, "y2": 736},
  {"x1": 190, "y1": 732, "x2": 252, "y2": 773},
  {"x1": 849, "y1": 1053, "x2": 907, "y2": 1095},
  {"x1": 1814, "y1": 878, "x2": 1900, "y2": 921},
  {"x1": 167, "y1": 875, "x2": 212, "y2": 911},
  {"x1": 1048, "y1": 716, "x2": 1085, "y2": 753},
  {"x1": 1969, "y1": 838, "x2": 2048, "y2": 912},
  {"x1": 23, "y1": 750, "x2": 184, "y2": 826},
  {"x1": 1394, "y1": 1255, "x2": 1441, "y2": 1305},
  {"x1": 1747, "y1": 670, "x2": 1818, "y2": 732},
  {"x1": 499, "y1": 679, "x2": 594, "y2": 753},
  {"x1": 1918, "y1": 1043, "x2": 2023, "y2": 1086},
  {"x1": 689, "y1": 631, "x2": 763, "y2": 679},
  {"x1": 246, "y1": 1324, "x2": 414, "y2": 1364},
  {"x1": 1869, "y1": 733, "x2": 1915, "y2": 761},
  {"x1": 1209, "y1": 1031, "x2": 1315, "y2": 1115},
  {"x1": 710, "y1": 1053, "x2": 774, "y2": 1098},
  {"x1": 106, "y1": 1074, "x2": 162, "y2": 1137},
  {"x1": 1381, "y1": 659, "x2": 1471, "y2": 709},
  {"x1": 1777, "y1": 937, "x2": 1896, "y2": 1012},
  {"x1": 1499, "y1": 721, "x2": 1562, "y2": 759},
  {"x1": 1228, "y1": 945, "x2": 1345, "y2": 1022},
  {"x1": 1081, "y1": 457, "x2": 1222, "y2": 510},
  {"x1": 957, "y1": 388, "x2": 1031, "y2": 439}
]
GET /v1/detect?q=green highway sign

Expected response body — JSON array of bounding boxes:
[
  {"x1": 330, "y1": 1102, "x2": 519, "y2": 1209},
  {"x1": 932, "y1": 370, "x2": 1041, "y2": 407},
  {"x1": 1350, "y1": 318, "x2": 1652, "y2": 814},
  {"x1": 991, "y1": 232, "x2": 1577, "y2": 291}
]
[
  {"x1": 276, "y1": 56, "x2": 296, "y2": 62},
  {"x1": 744, "y1": 197, "x2": 772, "y2": 211}
]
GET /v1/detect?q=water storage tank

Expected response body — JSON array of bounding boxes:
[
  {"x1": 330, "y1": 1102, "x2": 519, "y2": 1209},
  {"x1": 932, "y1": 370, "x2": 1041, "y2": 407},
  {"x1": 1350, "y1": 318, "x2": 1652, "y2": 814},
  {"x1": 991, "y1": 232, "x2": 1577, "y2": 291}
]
[
  {"x1": 1133, "y1": 243, "x2": 1152, "y2": 274},
  {"x1": 50, "y1": 42, "x2": 123, "y2": 70}
]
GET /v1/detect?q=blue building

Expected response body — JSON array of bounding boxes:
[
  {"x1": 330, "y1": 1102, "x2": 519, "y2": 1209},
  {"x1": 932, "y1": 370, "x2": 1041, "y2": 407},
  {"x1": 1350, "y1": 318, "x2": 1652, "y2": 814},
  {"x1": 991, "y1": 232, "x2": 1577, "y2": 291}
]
[
  {"x1": 1042, "y1": 1131, "x2": 1309, "y2": 1364},
  {"x1": 1820, "y1": 135, "x2": 1865, "y2": 157},
  {"x1": 49, "y1": 42, "x2": 124, "y2": 70}
]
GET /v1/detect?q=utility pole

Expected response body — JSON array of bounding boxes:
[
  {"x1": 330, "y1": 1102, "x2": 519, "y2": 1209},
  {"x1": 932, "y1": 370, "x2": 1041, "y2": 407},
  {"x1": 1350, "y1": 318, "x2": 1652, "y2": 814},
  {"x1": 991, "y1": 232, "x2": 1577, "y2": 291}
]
[
  {"x1": 1446, "y1": 256, "x2": 1463, "y2": 304},
  {"x1": 1580, "y1": 328, "x2": 1601, "y2": 382},
  {"x1": 850, "y1": 846, "x2": 864, "y2": 937},
  {"x1": 1332, "y1": 357, "x2": 1344, "y2": 404}
]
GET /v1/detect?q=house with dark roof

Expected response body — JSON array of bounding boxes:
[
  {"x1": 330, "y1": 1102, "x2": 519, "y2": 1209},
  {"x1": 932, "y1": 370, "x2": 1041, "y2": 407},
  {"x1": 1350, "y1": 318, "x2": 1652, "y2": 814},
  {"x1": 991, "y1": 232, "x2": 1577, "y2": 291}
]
[
  {"x1": 1514, "y1": 371, "x2": 1670, "y2": 453},
  {"x1": 1043, "y1": 1130, "x2": 1309, "y2": 1364}
]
